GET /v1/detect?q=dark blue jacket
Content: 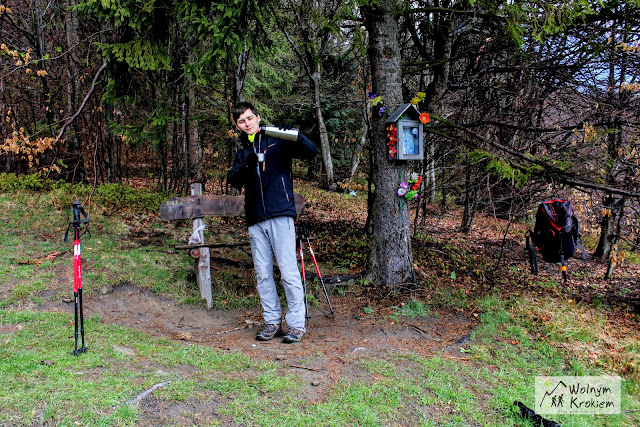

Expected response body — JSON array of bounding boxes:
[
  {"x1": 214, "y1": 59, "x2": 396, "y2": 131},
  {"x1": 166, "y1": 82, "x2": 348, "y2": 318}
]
[{"x1": 229, "y1": 130, "x2": 318, "y2": 226}]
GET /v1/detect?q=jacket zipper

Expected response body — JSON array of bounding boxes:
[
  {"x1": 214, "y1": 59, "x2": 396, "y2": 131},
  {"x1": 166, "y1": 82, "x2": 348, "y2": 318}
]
[
  {"x1": 281, "y1": 177, "x2": 290, "y2": 203},
  {"x1": 255, "y1": 134, "x2": 267, "y2": 217}
]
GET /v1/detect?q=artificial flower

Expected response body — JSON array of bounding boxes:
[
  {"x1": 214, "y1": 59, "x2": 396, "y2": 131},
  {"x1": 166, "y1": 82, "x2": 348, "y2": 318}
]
[
  {"x1": 397, "y1": 175, "x2": 423, "y2": 201},
  {"x1": 387, "y1": 124, "x2": 397, "y2": 158},
  {"x1": 410, "y1": 92, "x2": 427, "y2": 105},
  {"x1": 387, "y1": 125, "x2": 397, "y2": 138},
  {"x1": 419, "y1": 112, "x2": 430, "y2": 124},
  {"x1": 411, "y1": 176, "x2": 423, "y2": 191}
]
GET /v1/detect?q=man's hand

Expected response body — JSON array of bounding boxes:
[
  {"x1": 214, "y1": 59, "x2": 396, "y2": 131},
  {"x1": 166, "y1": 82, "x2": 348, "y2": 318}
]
[
  {"x1": 246, "y1": 152, "x2": 258, "y2": 168},
  {"x1": 277, "y1": 123, "x2": 292, "y2": 130}
]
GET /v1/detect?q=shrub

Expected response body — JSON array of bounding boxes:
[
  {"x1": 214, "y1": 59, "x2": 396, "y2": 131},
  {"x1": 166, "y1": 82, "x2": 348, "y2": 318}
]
[
  {"x1": 0, "y1": 173, "x2": 48, "y2": 192},
  {"x1": 95, "y1": 183, "x2": 171, "y2": 214}
]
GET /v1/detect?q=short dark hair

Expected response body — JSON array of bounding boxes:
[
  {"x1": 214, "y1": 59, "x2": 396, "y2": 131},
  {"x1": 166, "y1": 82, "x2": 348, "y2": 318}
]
[{"x1": 233, "y1": 102, "x2": 259, "y2": 122}]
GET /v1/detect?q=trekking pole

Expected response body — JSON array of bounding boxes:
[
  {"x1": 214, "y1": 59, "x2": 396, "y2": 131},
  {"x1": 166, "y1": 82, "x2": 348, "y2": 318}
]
[
  {"x1": 301, "y1": 224, "x2": 335, "y2": 319},
  {"x1": 559, "y1": 232, "x2": 567, "y2": 285},
  {"x1": 64, "y1": 201, "x2": 89, "y2": 355},
  {"x1": 297, "y1": 224, "x2": 310, "y2": 325}
]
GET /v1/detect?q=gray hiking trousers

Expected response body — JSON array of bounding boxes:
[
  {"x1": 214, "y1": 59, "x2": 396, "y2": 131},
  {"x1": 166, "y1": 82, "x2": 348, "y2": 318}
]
[{"x1": 248, "y1": 216, "x2": 306, "y2": 332}]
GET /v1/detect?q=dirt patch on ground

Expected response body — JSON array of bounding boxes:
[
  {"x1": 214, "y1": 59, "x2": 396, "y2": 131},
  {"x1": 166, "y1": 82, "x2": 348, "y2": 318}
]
[{"x1": 37, "y1": 280, "x2": 477, "y2": 404}]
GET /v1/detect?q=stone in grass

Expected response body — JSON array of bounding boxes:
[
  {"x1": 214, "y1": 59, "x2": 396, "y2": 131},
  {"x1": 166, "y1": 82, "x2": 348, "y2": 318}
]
[{"x1": 113, "y1": 345, "x2": 136, "y2": 357}]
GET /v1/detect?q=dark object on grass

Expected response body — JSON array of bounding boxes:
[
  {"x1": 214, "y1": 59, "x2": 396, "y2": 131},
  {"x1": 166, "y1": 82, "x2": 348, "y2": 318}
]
[{"x1": 514, "y1": 401, "x2": 561, "y2": 426}]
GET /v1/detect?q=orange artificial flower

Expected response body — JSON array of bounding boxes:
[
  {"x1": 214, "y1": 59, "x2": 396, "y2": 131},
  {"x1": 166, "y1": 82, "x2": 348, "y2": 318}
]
[{"x1": 419, "y1": 113, "x2": 430, "y2": 124}]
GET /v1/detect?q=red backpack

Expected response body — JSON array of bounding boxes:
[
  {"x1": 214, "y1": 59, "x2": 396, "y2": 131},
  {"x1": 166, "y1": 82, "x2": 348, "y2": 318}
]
[{"x1": 526, "y1": 199, "x2": 587, "y2": 283}]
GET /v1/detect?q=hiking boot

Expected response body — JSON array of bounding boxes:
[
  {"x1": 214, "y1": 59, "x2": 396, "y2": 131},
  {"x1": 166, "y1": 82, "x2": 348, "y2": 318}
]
[
  {"x1": 256, "y1": 324, "x2": 283, "y2": 341},
  {"x1": 282, "y1": 327, "x2": 304, "y2": 343}
]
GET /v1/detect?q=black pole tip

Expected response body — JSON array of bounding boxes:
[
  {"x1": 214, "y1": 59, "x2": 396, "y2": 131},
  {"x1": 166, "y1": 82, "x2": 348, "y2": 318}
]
[{"x1": 72, "y1": 347, "x2": 88, "y2": 356}]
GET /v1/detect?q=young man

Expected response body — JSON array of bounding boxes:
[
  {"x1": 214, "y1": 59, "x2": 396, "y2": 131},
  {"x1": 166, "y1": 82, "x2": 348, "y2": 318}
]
[{"x1": 228, "y1": 102, "x2": 318, "y2": 343}]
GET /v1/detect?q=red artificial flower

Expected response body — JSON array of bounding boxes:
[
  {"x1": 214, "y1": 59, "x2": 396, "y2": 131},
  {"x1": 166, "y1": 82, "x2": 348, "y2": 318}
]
[
  {"x1": 419, "y1": 113, "x2": 430, "y2": 124},
  {"x1": 411, "y1": 175, "x2": 423, "y2": 191},
  {"x1": 387, "y1": 124, "x2": 397, "y2": 158}
]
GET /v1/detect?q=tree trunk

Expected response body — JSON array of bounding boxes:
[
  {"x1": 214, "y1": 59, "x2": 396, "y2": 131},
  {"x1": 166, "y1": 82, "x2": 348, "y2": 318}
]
[
  {"x1": 362, "y1": 0, "x2": 415, "y2": 287},
  {"x1": 227, "y1": 50, "x2": 249, "y2": 196},
  {"x1": 605, "y1": 197, "x2": 626, "y2": 279},
  {"x1": 100, "y1": 25, "x2": 119, "y2": 183},
  {"x1": 234, "y1": 49, "x2": 249, "y2": 107},
  {"x1": 311, "y1": 65, "x2": 335, "y2": 189},
  {"x1": 460, "y1": 161, "x2": 476, "y2": 233},
  {"x1": 104, "y1": 104, "x2": 116, "y2": 182},
  {"x1": 595, "y1": 193, "x2": 620, "y2": 259},
  {"x1": 64, "y1": 0, "x2": 84, "y2": 182},
  {"x1": 348, "y1": 102, "x2": 370, "y2": 182},
  {"x1": 186, "y1": 42, "x2": 203, "y2": 184},
  {"x1": 596, "y1": 37, "x2": 624, "y2": 260},
  {"x1": 34, "y1": 0, "x2": 54, "y2": 135},
  {"x1": 182, "y1": 88, "x2": 190, "y2": 194},
  {"x1": 188, "y1": 77, "x2": 203, "y2": 183},
  {"x1": 171, "y1": 110, "x2": 181, "y2": 192},
  {"x1": 425, "y1": 139, "x2": 436, "y2": 202},
  {"x1": 153, "y1": 87, "x2": 168, "y2": 192}
]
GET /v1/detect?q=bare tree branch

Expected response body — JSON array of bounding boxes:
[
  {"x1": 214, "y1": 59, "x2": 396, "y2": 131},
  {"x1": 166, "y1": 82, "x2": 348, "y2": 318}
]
[
  {"x1": 430, "y1": 115, "x2": 640, "y2": 198},
  {"x1": 53, "y1": 61, "x2": 107, "y2": 146}
]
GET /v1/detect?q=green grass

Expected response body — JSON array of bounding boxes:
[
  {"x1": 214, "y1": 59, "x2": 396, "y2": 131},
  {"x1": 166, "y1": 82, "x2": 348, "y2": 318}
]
[
  {"x1": 467, "y1": 293, "x2": 640, "y2": 426},
  {"x1": 0, "y1": 193, "x2": 203, "y2": 306},
  {"x1": 2, "y1": 284, "x2": 640, "y2": 426},
  {"x1": 0, "y1": 309, "x2": 275, "y2": 425},
  {"x1": 398, "y1": 298, "x2": 431, "y2": 318}
]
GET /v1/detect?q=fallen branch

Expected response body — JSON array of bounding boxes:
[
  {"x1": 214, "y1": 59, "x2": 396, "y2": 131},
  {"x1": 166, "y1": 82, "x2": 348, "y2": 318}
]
[
  {"x1": 289, "y1": 364, "x2": 324, "y2": 372},
  {"x1": 211, "y1": 322, "x2": 258, "y2": 336},
  {"x1": 118, "y1": 381, "x2": 171, "y2": 407},
  {"x1": 174, "y1": 242, "x2": 250, "y2": 250},
  {"x1": 405, "y1": 322, "x2": 442, "y2": 341}
]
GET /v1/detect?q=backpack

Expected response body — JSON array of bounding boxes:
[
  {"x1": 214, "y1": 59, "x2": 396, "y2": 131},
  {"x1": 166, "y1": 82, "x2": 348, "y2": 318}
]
[{"x1": 525, "y1": 199, "x2": 587, "y2": 283}]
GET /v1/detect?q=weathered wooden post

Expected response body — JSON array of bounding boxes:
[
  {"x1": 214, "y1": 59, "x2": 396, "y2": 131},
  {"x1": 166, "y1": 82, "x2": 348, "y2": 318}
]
[{"x1": 190, "y1": 183, "x2": 212, "y2": 308}]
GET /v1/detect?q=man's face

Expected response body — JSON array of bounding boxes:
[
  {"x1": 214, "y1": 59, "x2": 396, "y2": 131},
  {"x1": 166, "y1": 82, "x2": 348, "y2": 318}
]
[{"x1": 236, "y1": 109, "x2": 261, "y2": 135}]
